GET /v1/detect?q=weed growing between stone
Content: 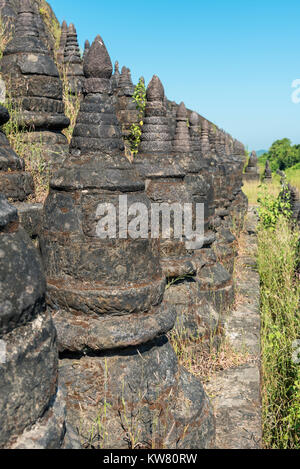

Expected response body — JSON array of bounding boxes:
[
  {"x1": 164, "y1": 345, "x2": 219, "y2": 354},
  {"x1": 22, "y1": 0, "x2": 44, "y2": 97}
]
[
  {"x1": 61, "y1": 66, "x2": 81, "y2": 143},
  {"x1": 2, "y1": 94, "x2": 50, "y2": 203}
]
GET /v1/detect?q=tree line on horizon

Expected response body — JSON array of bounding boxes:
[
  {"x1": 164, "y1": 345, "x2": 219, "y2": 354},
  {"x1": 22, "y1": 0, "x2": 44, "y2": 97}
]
[{"x1": 259, "y1": 138, "x2": 300, "y2": 172}]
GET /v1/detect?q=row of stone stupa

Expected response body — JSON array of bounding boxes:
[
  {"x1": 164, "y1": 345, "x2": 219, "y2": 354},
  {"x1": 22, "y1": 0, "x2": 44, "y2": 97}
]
[{"x1": 0, "y1": 1, "x2": 248, "y2": 449}]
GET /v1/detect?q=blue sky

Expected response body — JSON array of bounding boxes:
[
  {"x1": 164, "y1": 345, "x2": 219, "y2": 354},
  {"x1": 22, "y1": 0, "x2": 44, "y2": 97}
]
[{"x1": 50, "y1": 0, "x2": 300, "y2": 151}]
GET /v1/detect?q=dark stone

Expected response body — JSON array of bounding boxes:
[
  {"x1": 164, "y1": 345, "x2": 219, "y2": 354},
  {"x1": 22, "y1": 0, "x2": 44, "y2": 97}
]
[
  {"x1": 189, "y1": 111, "x2": 201, "y2": 152},
  {"x1": 139, "y1": 75, "x2": 173, "y2": 154},
  {"x1": 56, "y1": 20, "x2": 68, "y2": 64},
  {"x1": 111, "y1": 60, "x2": 120, "y2": 92},
  {"x1": 0, "y1": 105, "x2": 34, "y2": 202},
  {"x1": 83, "y1": 34, "x2": 112, "y2": 79},
  {"x1": 41, "y1": 38, "x2": 215, "y2": 449},
  {"x1": 173, "y1": 102, "x2": 191, "y2": 153},
  {"x1": 63, "y1": 23, "x2": 84, "y2": 94},
  {"x1": 0, "y1": 105, "x2": 9, "y2": 126},
  {"x1": 114, "y1": 66, "x2": 139, "y2": 141},
  {"x1": 1, "y1": 1, "x2": 70, "y2": 169},
  {"x1": 82, "y1": 39, "x2": 90, "y2": 62},
  {"x1": 0, "y1": 194, "x2": 78, "y2": 448},
  {"x1": 200, "y1": 119, "x2": 211, "y2": 157}
]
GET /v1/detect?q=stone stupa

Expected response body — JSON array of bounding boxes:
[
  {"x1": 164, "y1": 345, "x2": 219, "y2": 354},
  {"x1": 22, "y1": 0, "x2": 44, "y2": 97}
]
[
  {"x1": 244, "y1": 150, "x2": 260, "y2": 181},
  {"x1": 63, "y1": 23, "x2": 84, "y2": 94},
  {"x1": 0, "y1": 194, "x2": 79, "y2": 449},
  {"x1": 40, "y1": 36, "x2": 215, "y2": 449},
  {"x1": 1, "y1": 0, "x2": 70, "y2": 169}
]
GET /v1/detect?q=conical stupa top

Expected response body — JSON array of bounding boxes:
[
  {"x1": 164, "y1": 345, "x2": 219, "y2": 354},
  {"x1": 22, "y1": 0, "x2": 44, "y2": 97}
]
[
  {"x1": 189, "y1": 111, "x2": 201, "y2": 153},
  {"x1": 139, "y1": 74, "x2": 173, "y2": 154},
  {"x1": 59, "y1": 20, "x2": 68, "y2": 43},
  {"x1": 173, "y1": 102, "x2": 191, "y2": 153},
  {"x1": 248, "y1": 150, "x2": 258, "y2": 167},
  {"x1": 64, "y1": 23, "x2": 81, "y2": 63},
  {"x1": 177, "y1": 102, "x2": 187, "y2": 119},
  {"x1": 83, "y1": 35, "x2": 112, "y2": 79},
  {"x1": 119, "y1": 66, "x2": 134, "y2": 90},
  {"x1": 264, "y1": 160, "x2": 272, "y2": 178},
  {"x1": 70, "y1": 35, "x2": 123, "y2": 155},
  {"x1": 147, "y1": 75, "x2": 164, "y2": 101},
  {"x1": 57, "y1": 20, "x2": 68, "y2": 62},
  {"x1": 82, "y1": 39, "x2": 91, "y2": 61}
]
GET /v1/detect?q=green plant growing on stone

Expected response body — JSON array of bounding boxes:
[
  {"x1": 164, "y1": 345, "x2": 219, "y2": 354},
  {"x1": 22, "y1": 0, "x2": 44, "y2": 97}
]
[
  {"x1": 39, "y1": 2, "x2": 61, "y2": 58},
  {"x1": 132, "y1": 77, "x2": 147, "y2": 117},
  {"x1": 128, "y1": 78, "x2": 146, "y2": 157},
  {"x1": 257, "y1": 185, "x2": 291, "y2": 229},
  {"x1": 2, "y1": 93, "x2": 50, "y2": 202},
  {"x1": 61, "y1": 66, "x2": 81, "y2": 143}
]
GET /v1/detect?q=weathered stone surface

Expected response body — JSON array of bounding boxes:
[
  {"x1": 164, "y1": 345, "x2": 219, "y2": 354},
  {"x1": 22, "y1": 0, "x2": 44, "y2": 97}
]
[
  {"x1": 209, "y1": 124, "x2": 217, "y2": 157},
  {"x1": 56, "y1": 20, "x2": 68, "y2": 64},
  {"x1": 41, "y1": 37, "x2": 215, "y2": 449},
  {"x1": 1, "y1": 1, "x2": 59, "y2": 56},
  {"x1": 14, "y1": 202, "x2": 43, "y2": 237},
  {"x1": 189, "y1": 111, "x2": 201, "y2": 152},
  {"x1": 111, "y1": 60, "x2": 120, "y2": 92},
  {"x1": 164, "y1": 280, "x2": 220, "y2": 341},
  {"x1": 1, "y1": 0, "x2": 69, "y2": 168},
  {"x1": 289, "y1": 185, "x2": 300, "y2": 227},
  {"x1": 280, "y1": 183, "x2": 300, "y2": 228},
  {"x1": 83, "y1": 35, "x2": 112, "y2": 79},
  {"x1": 173, "y1": 102, "x2": 191, "y2": 153},
  {"x1": 59, "y1": 338, "x2": 215, "y2": 449},
  {"x1": 118, "y1": 66, "x2": 134, "y2": 94},
  {"x1": 64, "y1": 23, "x2": 84, "y2": 94},
  {"x1": 136, "y1": 76, "x2": 237, "y2": 342},
  {"x1": 0, "y1": 194, "x2": 78, "y2": 449},
  {"x1": 139, "y1": 75, "x2": 173, "y2": 154},
  {"x1": 114, "y1": 66, "x2": 139, "y2": 141},
  {"x1": 82, "y1": 39, "x2": 90, "y2": 62},
  {"x1": 200, "y1": 119, "x2": 211, "y2": 157}
]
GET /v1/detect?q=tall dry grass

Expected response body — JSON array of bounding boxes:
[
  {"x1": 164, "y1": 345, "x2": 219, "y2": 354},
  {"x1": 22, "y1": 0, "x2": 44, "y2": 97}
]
[{"x1": 258, "y1": 216, "x2": 300, "y2": 448}]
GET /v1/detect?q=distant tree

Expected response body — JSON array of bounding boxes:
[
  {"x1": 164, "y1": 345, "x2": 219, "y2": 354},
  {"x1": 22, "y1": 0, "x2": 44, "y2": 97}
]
[{"x1": 261, "y1": 138, "x2": 300, "y2": 171}]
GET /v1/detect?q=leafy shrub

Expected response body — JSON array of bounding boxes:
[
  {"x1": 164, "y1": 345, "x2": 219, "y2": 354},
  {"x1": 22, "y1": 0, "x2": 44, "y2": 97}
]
[
  {"x1": 128, "y1": 78, "x2": 146, "y2": 157},
  {"x1": 260, "y1": 138, "x2": 300, "y2": 172},
  {"x1": 257, "y1": 185, "x2": 291, "y2": 229}
]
